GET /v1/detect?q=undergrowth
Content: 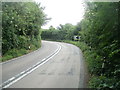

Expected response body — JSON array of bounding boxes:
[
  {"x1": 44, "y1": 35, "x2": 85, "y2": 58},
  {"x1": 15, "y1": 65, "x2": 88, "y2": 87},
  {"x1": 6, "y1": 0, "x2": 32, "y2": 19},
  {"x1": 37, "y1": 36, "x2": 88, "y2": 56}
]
[{"x1": 2, "y1": 40, "x2": 41, "y2": 62}]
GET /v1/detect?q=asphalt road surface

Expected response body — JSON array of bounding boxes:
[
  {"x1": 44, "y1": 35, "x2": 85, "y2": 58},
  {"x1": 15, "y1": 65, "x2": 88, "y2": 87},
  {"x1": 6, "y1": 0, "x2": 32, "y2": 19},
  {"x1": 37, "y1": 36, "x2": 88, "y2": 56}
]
[{"x1": 1, "y1": 40, "x2": 88, "y2": 88}]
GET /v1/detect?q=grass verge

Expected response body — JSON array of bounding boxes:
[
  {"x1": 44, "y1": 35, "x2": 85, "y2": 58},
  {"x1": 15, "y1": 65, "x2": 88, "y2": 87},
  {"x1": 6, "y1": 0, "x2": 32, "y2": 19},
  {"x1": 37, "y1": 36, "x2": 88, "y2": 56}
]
[{"x1": 2, "y1": 41, "x2": 41, "y2": 62}]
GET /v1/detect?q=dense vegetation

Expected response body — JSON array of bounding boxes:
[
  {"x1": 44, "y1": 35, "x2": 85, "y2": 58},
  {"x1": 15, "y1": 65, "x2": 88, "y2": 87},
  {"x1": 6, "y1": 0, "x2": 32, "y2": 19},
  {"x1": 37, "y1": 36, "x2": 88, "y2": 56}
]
[
  {"x1": 2, "y1": 2, "x2": 46, "y2": 61},
  {"x1": 41, "y1": 23, "x2": 80, "y2": 41},
  {"x1": 79, "y1": 2, "x2": 120, "y2": 88},
  {"x1": 41, "y1": 2, "x2": 120, "y2": 88}
]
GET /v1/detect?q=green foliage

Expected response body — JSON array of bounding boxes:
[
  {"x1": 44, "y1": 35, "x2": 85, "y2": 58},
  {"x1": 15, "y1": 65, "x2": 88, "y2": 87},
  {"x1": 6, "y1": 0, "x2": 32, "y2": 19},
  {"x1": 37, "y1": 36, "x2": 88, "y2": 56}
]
[
  {"x1": 89, "y1": 76, "x2": 120, "y2": 89},
  {"x1": 79, "y1": 2, "x2": 120, "y2": 88},
  {"x1": 2, "y1": 2, "x2": 46, "y2": 61},
  {"x1": 41, "y1": 24, "x2": 76, "y2": 40},
  {"x1": 2, "y1": 48, "x2": 27, "y2": 61},
  {"x1": 41, "y1": 26, "x2": 60, "y2": 40},
  {"x1": 2, "y1": 55, "x2": 13, "y2": 62}
]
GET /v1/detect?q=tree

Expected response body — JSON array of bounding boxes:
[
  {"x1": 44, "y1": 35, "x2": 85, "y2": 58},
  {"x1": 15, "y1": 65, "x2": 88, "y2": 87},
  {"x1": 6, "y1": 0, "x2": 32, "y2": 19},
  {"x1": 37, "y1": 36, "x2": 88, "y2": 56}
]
[
  {"x1": 57, "y1": 23, "x2": 75, "y2": 40},
  {"x1": 79, "y1": 2, "x2": 120, "y2": 88},
  {"x1": 2, "y1": 2, "x2": 46, "y2": 55}
]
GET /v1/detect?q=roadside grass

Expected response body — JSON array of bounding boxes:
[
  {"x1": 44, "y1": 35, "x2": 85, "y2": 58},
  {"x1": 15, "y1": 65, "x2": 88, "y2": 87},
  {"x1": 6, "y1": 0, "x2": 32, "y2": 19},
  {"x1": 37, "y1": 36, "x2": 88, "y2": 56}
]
[
  {"x1": 2, "y1": 49, "x2": 27, "y2": 62},
  {"x1": 2, "y1": 41, "x2": 41, "y2": 62}
]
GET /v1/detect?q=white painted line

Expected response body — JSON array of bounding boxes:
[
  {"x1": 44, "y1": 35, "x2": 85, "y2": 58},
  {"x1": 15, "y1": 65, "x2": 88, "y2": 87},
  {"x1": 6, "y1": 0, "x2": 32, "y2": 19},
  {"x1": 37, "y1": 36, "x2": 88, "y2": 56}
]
[
  {"x1": 20, "y1": 71, "x2": 26, "y2": 75},
  {"x1": 1, "y1": 43, "x2": 62, "y2": 88},
  {"x1": 41, "y1": 58, "x2": 46, "y2": 62},
  {"x1": 8, "y1": 77, "x2": 15, "y2": 81}
]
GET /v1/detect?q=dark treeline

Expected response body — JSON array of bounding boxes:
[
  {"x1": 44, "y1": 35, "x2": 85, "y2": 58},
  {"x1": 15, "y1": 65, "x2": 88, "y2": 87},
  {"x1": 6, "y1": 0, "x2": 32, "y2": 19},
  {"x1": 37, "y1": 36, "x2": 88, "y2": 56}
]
[
  {"x1": 2, "y1": 2, "x2": 47, "y2": 61},
  {"x1": 41, "y1": 2, "x2": 120, "y2": 88},
  {"x1": 41, "y1": 23, "x2": 80, "y2": 41}
]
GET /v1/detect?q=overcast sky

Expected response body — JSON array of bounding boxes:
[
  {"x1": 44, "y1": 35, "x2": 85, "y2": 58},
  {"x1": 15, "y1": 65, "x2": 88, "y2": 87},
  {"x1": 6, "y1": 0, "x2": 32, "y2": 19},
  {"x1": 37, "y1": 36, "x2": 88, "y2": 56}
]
[{"x1": 34, "y1": 0, "x2": 85, "y2": 29}]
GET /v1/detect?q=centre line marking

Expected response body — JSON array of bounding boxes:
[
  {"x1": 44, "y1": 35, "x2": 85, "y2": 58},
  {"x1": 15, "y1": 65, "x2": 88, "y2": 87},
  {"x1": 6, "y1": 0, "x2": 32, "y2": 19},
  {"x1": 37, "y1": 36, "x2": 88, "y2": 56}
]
[{"x1": 1, "y1": 43, "x2": 62, "y2": 88}]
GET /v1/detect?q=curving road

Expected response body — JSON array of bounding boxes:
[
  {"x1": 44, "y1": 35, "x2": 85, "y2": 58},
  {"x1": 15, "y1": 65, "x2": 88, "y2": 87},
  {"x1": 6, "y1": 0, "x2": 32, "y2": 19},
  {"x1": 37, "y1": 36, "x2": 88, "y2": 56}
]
[{"x1": 1, "y1": 40, "x2": 87, "y2": 88}]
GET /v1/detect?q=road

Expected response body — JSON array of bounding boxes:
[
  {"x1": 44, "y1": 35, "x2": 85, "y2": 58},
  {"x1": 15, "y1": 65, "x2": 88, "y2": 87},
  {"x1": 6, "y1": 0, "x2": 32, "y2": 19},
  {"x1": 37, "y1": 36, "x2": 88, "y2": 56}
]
[{"x1": 1, "y1": 40, "x2": 88, "y2": 88}]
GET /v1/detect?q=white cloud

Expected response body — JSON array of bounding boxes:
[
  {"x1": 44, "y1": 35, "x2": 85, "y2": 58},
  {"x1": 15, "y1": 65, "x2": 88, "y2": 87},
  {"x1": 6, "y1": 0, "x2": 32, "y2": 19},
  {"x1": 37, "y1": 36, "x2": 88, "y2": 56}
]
[{"x1": 34, "y1": 0, "x2": 85, "y2": 29}]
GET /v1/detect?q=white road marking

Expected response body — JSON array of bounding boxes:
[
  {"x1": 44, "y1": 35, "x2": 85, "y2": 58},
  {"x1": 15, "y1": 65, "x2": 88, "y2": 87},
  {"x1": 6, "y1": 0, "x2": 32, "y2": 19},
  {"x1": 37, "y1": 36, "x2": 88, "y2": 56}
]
[{"x1": 1, "y1": 43, "x2": 62, "y2": 88}]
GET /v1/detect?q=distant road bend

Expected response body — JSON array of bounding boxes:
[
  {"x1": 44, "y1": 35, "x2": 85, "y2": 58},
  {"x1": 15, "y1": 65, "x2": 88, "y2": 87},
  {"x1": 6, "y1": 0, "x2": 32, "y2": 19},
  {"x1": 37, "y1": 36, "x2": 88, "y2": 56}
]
[{"x1": 0, "y1": 40, "x2": 87, "y2": 88}]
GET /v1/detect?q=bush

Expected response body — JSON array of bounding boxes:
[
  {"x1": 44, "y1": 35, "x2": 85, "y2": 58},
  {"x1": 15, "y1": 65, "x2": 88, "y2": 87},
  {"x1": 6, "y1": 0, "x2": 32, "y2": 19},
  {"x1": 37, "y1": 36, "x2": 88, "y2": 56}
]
[
  {"x1": 2, "y1": 2, "x2": 46, "y2": 55},
  {"x1": 2, "y1": 48, "x2": 27, "y2": 61},
  {"x1": 89, "y1": 75, "x2": 119, "y2": 89},
  {"x1": 2, "y1": 55, "x2": 13, "y2": 62}
]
